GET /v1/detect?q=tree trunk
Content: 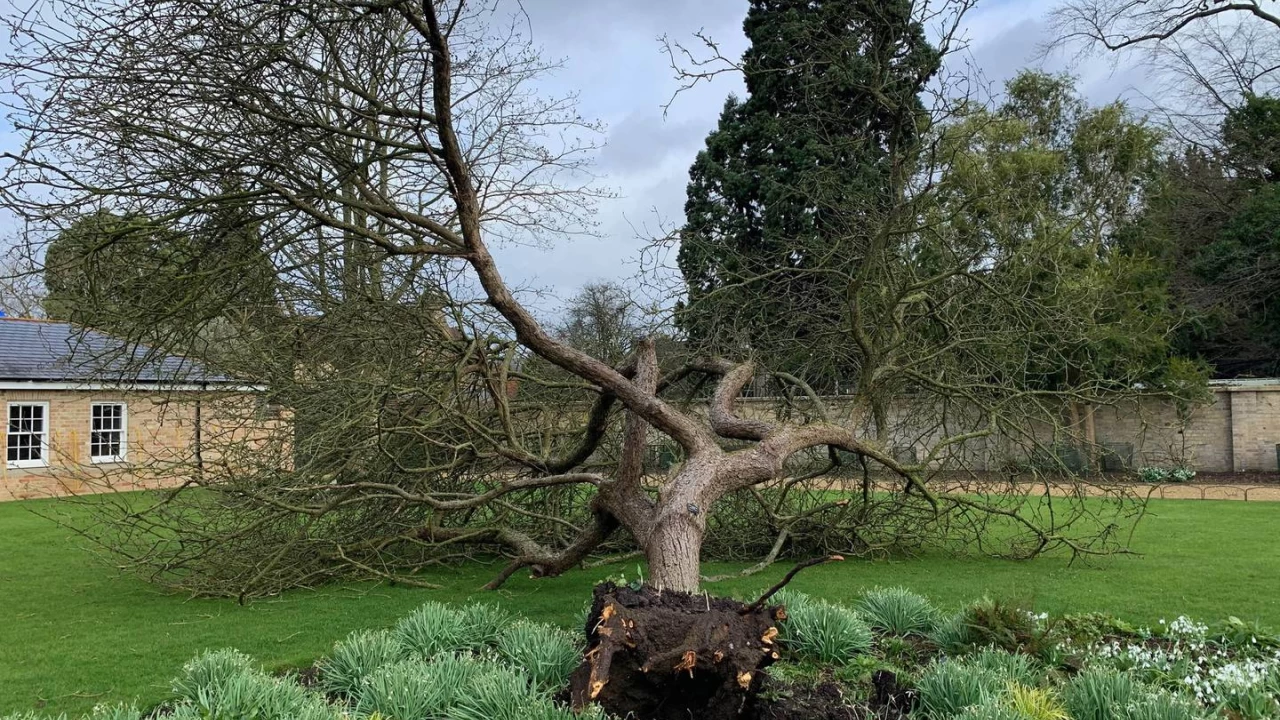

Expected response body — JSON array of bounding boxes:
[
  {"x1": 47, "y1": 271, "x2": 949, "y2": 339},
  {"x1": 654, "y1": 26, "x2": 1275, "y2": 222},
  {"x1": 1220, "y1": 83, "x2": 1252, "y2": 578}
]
[
  {"x1": 645, "y1": 515, "x2": 704, "y2": 592},
  {"x1": 1083, "y1": 404, "x2": 1098, "y2": 473}
]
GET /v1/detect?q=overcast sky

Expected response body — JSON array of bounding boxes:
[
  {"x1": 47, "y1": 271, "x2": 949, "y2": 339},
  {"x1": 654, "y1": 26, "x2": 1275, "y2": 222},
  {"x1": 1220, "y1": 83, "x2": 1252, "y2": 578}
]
[{"x1": 484, "y1": 0, "x2": 1155, "y2": 315}]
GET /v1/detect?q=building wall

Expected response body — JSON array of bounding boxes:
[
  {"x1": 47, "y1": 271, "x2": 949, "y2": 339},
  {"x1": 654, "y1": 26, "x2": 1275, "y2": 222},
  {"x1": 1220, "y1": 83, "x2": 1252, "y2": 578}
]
[{"x1": 0, "y1": 389, "x2": 269, "y2": 501}]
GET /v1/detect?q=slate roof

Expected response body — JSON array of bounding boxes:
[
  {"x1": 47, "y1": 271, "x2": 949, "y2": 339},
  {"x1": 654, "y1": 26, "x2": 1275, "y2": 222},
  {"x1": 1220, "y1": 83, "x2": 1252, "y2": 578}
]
[{"x1": 0, "y1": 318, "x2": 234, "y2": 385}]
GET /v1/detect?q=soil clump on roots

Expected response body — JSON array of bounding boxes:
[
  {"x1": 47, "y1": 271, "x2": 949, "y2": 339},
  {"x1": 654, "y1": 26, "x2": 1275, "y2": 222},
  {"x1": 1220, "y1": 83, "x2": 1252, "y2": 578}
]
[{"x1": 569, "y1": 581, "x2": 785, "y2": 720}]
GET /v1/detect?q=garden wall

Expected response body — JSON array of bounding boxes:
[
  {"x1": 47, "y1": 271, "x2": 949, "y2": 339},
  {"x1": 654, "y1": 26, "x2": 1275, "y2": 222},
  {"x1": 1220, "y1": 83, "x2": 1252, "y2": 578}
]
[{"x1": 732, "y1": 379, "x2": 1280, "y2": 473}]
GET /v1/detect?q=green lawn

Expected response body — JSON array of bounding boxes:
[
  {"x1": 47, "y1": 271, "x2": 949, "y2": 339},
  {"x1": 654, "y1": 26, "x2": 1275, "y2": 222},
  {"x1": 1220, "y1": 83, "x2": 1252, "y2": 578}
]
[{"x1": 1, "y1": 496, "x2": 1278, "y2": 716}]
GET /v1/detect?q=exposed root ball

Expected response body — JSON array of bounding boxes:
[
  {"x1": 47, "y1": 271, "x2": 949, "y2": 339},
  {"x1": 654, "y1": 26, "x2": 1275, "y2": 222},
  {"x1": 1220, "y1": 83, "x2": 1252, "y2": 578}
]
[{"x1": 569, "y1": 582, "x2": 784, "y2": 720}]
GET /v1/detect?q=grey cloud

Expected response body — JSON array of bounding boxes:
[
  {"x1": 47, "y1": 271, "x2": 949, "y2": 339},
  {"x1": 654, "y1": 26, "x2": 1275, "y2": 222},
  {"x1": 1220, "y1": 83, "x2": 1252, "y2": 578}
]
[
  {"x1": 597, "y1": 112, "x2": 709, "y2": 173},
  {"x1": 967, "y1": 18, "x2": 1051, "y2": 87}
]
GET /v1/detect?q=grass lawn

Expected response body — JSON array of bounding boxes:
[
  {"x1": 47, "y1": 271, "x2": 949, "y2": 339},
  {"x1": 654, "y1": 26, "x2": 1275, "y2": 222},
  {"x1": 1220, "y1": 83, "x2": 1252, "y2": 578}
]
[{"x1": 1, "y1": 496, "x2": 1278, "y2": 716}]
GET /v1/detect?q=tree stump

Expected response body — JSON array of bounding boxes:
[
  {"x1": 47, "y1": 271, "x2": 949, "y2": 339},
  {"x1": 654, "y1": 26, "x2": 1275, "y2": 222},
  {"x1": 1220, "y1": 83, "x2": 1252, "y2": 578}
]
[{"x1": 569, "y1": 582, "x2": 784, "y2": 720}]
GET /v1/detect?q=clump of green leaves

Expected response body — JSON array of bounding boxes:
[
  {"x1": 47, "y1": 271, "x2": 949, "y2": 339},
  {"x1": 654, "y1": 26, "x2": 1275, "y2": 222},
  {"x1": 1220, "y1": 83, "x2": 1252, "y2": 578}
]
[
  {"x1": 1219, "y1": 682, "x2": 1280, "y2": 720},
  {"x1": 355, "y1": 658, "x2": 456, "y2": 720},
  {"x1": 427, "y1": 651, "x2": 497, "y2": 694},
  {"x1": 916, "y1": 661, "x2": 1002, "y2": 718},
  {"x1": 394, "y1": 601, "x2": 467, "y2": 659},
  {"x1": 1006, "y1": 683, "x2": 1069, "y2": 720},
  {"x1": 170, "y1": 648, "x2": 257, "y2": 701},
  {"x1": 962, "y1": 598, "x2": 1055, "y2": 659},
  {"x1": 1210, "y1": 616, "x2": 1280, "y2": 649},
  {"x1": 459, "y1": 603, "x2": 513, "y2": 650},
  {"x1": 968, "y1": 647, "x2": 1042, "y2": 686},
  {"x1": 317, "y1": 628, "x2": 402, "y2": 697},
  {"x1": 857, "y1": 586, "x2": 939, "y2": 636},
  {"x1": 1138, "y1": 467, "x2": 1169, "y2": 483},
  {"x1": 775, "y1": 590, "x2": 872, "y2": 664},
  {"x1": 496, "y1": 621, "x2": 582, "y2": 690},
  {"x1": 1062, "y1": 667, "x2": 1136, "y2": 720},
  {"x1": 931, "y1": 611, "x2": 974, "y2": 652},
  {"x1": 179, "y1": 666, "x2": 336, "y2": 720},
  {"x1": 1126, "y1": 689, "x2": 1204, "y2": 720},
  {"x1": 1056, "y1": 613, "x2": 1141, "y2": 647},
  {"x1": 448, "y1": 663, "x2": 556, "y2": 720}
]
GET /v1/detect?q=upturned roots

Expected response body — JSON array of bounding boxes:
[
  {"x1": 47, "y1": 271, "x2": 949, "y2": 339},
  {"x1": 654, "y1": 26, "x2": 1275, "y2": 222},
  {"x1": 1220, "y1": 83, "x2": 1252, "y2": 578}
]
[{"x1": 569, "y1": 582, "x2": 785, "y2": 720}]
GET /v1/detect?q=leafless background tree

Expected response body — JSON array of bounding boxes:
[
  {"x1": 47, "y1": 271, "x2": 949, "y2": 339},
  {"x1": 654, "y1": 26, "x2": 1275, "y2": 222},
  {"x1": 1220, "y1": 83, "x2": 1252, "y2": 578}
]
[
  {"x1": 1049, "y1": 0, "x2": 1280, "y2": 144},
  {"x1": 0, "y1": 246, "x2": 44, "y2": 317}
]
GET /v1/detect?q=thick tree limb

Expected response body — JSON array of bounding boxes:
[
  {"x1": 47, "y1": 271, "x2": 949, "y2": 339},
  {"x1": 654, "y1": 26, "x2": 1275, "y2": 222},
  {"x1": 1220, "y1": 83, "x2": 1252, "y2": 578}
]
[
  {"x1": 415, "y1": 0, "x2": 715, "y2": 456},
  {"x1": 598, "y1": 337, "x2": 660, "y2": 538}
]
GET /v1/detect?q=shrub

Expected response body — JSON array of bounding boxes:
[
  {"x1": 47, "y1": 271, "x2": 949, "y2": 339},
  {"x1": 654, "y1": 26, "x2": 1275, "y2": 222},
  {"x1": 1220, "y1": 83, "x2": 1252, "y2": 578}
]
[
  {"x1": 857, "y1": 587, "x2": 938, "y2": 636},
  {"x1": 1062, "y1": 667, "x2": 1135, "y2": 720},
  {"x1": 969, "y1": 647, "x2": 1041, "y2": 686},
  {"x1": 773, "y1": 588, "x2": 812, "y2": 615},
  {"x1": 777, "y1": 592, "x2": 873, "y2": 664},
  {"x1": 318, "y1": 628, "x2": 402, "y2": 697},
  {"x1": 459, "y1": 603, "x2": 512, "y2": 650},
  {"x1": 170, "y1": 648, "x2": 257, "y2": 701},
  {"x1": 916, "y1": 661, "x2": 1001, "y2": 718},
  {"x1": 353, "y1": 652, "x2": 502, "y2": 719},
  {"x1": 355, "y1": 659, "x2": 453, "y2": 720},
  {"x1": 394, "y1": 601, "x2": 466, "y2": 659},
  {"x1": 1210, "y1": 615, "x2": 1280, "y2": 649},
  {"x1": 1168, "y1": 467, "x2": 1196, "y2": 483},
  {"x1": 1057, "y1": 613, "x2": 1141, "y2": 646},
  {"x1": 1005, "y1": 684, "x2": 1068, "y2": 720},
  {"x1": 497, "y1": 621, "x2": 582, "y2": 690}
]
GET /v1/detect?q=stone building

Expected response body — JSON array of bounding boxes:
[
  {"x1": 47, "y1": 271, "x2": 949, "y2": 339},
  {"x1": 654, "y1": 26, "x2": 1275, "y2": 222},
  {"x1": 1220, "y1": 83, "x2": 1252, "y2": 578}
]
[{"x1": 0, "y1": 318, "x2": 263, "y2": 500}]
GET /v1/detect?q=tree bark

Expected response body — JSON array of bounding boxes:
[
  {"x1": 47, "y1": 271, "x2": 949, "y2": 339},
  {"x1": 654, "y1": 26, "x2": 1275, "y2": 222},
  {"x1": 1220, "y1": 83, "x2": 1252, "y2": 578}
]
[{"x1": 645, "y1": 513, "x2": 704, "y2": 593}]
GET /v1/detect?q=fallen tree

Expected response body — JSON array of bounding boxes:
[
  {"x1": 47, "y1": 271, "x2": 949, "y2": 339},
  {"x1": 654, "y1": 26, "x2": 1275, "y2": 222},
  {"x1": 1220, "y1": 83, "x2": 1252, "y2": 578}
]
[{"x1": 1, "y1": 1, "x2": 1198, "y2": 713}]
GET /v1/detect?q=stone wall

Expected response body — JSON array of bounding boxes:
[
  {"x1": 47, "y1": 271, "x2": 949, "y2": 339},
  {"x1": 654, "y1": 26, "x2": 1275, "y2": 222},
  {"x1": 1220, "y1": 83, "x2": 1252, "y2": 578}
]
[
  {"x1": 1085, "y1": 383, "x2": 1278, "y2": 472},
  {"x1": 5, "y1": 379, "x2": 1275, "y2": 502},
  {"x1": 1227, "y1": 387, "x2": 1280, "y2": 471},
  {"x1": 733, "y1": 380, "x2": 1280, "y2": 473}
]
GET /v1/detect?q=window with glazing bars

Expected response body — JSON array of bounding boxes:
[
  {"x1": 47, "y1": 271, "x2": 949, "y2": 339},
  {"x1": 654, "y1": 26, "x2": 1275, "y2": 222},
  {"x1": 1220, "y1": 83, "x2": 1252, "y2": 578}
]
[
  {"x1": 90, "y1": 402, "x2": 126, "y2": 462},
  {"x1": 7, "y1": 402, "x2": 49, "y2": 468}
]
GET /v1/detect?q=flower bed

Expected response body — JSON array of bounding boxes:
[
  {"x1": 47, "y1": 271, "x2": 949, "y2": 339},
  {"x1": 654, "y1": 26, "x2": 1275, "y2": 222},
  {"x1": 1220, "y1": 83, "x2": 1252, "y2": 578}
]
[{"x1": 4, "y1": 589, "x2": 1277, "y2": 720}]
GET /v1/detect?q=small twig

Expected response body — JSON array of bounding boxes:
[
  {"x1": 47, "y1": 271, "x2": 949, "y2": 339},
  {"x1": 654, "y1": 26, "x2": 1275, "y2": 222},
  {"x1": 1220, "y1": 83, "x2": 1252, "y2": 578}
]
[{"x1": 740, "y1": 554, "x2": 844, "y2": 614}]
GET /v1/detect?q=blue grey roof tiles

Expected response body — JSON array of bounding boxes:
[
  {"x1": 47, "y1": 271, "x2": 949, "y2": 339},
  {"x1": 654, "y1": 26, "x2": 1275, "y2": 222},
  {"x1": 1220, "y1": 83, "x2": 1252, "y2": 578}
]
[{"x1": 0, "y1": 318, "x2": 232, "y2": 384}]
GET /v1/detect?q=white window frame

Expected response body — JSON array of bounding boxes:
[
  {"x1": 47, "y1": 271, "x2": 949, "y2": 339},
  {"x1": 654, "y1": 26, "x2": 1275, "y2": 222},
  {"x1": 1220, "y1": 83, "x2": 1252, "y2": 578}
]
[
  {"x1": 89, "y1": 402, "x2": 128, "y2": 464},
  {"x1": 6, "y1": 401, "x2": 50, "y2": 469}
]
